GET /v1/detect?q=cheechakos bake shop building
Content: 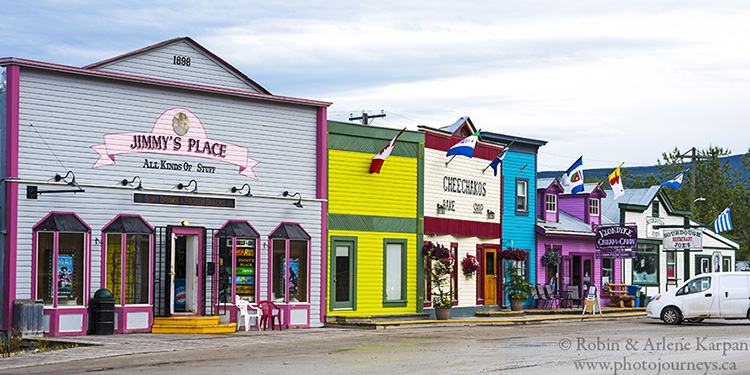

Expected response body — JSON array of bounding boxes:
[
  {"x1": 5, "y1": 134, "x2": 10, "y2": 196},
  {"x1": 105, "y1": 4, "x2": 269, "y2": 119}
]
[{"x1": 0, "y1": 37, "x2": 330, "y2": 335}]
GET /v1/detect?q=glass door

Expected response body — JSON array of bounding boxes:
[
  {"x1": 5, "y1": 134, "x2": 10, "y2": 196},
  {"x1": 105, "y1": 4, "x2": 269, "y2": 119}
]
[{"x1": 331, "y1": 240, "x2": 355, "y2": 309}]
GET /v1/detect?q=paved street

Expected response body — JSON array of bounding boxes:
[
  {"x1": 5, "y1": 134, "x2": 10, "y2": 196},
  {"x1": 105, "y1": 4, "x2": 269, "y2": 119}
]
[{"x1": 2, "y1": 317, "x2": 750, "y2": 374}]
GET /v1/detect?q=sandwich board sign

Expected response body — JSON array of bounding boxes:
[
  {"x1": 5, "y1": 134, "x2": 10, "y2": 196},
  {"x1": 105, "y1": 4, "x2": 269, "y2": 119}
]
[{"x1": 582, "y1": 285, "x2": 602, "y2": 317}]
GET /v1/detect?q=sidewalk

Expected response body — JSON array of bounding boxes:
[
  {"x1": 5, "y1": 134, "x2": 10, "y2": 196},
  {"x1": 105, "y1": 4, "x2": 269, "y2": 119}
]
[{"x1": 0, "y1": 308, "x2": 646, "y2": 372}]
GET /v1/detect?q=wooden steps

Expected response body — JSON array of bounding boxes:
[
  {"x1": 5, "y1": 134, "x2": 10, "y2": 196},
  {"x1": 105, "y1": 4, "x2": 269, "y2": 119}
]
[{"x1": 152, "y1": 315, "x2": 236, "y2": 334}]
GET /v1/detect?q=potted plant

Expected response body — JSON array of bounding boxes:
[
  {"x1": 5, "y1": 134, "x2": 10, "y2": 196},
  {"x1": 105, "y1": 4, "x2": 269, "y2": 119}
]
[
  {"x1": 503, "y1": 262, "x2": 531, "y2": 311},
  {"x1": 423, "y1": 242, "x2": 454, "y2": 320}
]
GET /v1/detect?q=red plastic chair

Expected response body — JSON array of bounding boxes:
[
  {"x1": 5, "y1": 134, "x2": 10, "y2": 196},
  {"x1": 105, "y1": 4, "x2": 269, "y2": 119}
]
[{"x1": 258, "y1": 301, "x2": 283, "y2": 331}]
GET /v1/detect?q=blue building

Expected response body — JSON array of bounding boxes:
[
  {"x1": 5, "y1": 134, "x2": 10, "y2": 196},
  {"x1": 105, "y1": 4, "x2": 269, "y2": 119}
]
[{"x1": 481, "y1": 132, "x2": 546, "y2": 305}]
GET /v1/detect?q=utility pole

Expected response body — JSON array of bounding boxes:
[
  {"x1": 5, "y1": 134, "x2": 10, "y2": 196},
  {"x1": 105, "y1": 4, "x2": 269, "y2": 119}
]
[
  {"x1": 678, "y1": 147, "x2": 715, "y2": 212},
  {"x1": 349, "y1": 110, "x2": 386, "y2": 125}
]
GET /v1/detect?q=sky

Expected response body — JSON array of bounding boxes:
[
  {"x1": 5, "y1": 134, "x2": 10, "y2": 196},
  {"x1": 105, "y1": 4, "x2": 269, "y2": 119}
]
[{"x1": 3, "y1": 1, "x2": 750, "y2": 171}]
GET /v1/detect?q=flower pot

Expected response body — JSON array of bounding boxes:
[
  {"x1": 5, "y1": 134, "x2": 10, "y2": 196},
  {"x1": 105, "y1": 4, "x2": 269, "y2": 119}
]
[
  {"x1": 510, "y1": 298, "x2": 524, "y2": 311},
  {"x1": 435, "y1": 307, "x2": 451, "y2": 320}
]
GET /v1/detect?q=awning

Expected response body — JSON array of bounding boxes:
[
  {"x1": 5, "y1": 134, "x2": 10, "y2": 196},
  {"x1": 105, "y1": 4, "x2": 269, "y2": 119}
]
[
  {"x1": 102, "y1": 215, "x2": 154, "y2": 234},
  {"x1": 269, "y1": 223, "x2": 310, "y2": 240},
  {"x1": 216, "y1": 220, "x2": 260, "y2": 238},
  {"x1": 33, "y1": 213, "x2": 90, "y2": 232}
]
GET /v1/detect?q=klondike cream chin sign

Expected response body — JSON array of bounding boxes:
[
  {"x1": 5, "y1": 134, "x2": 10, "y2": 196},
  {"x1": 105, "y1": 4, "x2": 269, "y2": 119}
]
[{"x1": 91, "y1": 108, "x2": 261, "y2": 179}]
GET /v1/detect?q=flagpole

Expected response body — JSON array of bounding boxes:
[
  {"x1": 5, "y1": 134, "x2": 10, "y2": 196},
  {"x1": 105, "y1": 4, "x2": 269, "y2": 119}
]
[
  {"x1": 482, "y1": 138, "x2": 517, "y2": 173},
  {"x1": 445, "y1": 155, "x2": 456, "y2": 167},
  {"x1": 709, "y1": 202, "x2": 734, "y2": 227}
]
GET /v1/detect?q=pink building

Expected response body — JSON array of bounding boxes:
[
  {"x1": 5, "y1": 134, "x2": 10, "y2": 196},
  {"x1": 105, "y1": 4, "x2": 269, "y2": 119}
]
[{"x1": 535, "y1": 179, "x2": 622, "y2": 306}]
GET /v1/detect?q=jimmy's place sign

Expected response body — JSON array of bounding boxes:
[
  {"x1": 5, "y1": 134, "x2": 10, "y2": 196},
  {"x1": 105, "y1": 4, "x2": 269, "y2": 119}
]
[
  {"x1": 663, "y1": 228, "x2": 703, "y2": 250},
  {"x1": 594, "y1": 224, "x2": 638, "y2": 250}
]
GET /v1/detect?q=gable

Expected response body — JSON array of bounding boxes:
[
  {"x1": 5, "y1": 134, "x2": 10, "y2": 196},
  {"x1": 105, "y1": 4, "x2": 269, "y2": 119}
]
[{"x1": 84, "y1": 38, "x2": 269, "y2": 94}]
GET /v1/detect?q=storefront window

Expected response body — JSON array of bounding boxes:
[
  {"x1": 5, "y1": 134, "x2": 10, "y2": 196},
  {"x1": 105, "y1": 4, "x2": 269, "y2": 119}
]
[
  {"x1": 272, "y1": 238, "x2": 309, "y2": 303},
  {"x1": 633, "y1": 244, "x2": 658, "y2": 285},
  {"x1": 602, "y1": 258, "x2": 613, "y2": 286},
  {"x1": 107, "y1": 234, "x2": 151, "y2": 304},
  {"x1": 36, "y1": 232, "x2": 85, "y2": 306},
  {"x1": 384, "y1": 239, "x2": 407, "y2": 304},
  {"x1": 219, "y1": 238, "x2": 257, "y2": 303}
]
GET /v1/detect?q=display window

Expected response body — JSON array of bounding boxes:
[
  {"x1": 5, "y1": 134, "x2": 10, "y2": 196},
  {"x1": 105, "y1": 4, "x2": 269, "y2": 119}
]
[
  {"x1": 272, "y1": 239, "x2": 309, "y2": 303},
  {"x1": 632, "y1": 243, "x2": 658, "y2": 285},
  {"x1": 216, "y1": 220, "x2": 260, "y2": 304},
  {"x1": 33, "y1": 213, "x2": 91, "y2": 307},
  {"x1": 383, "y1": 239, "x2": 408, "y2": 306},
  {"x1": 102, "y1": 215, "x2": 154, "y2": 306}
]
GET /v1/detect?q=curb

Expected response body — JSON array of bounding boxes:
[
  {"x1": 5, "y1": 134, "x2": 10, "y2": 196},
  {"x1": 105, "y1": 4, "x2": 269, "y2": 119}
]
[{"x1": 324, "y1": 312, "x2": 647, "y2": 329}]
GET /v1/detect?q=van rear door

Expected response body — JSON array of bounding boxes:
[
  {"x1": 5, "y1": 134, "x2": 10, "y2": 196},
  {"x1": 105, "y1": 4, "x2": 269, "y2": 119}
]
[{"x1": 718, "y1": 274, "x2": 750, "y2": 318}]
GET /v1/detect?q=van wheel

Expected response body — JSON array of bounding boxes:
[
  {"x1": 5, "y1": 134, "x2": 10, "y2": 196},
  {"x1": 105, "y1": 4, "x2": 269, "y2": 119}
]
[
  {"x1": 685, "y1": 318, "x2": 703, "y2": 323},
  {"x1": 661, "y1": 307, "x2": 682, "y2": 325}
]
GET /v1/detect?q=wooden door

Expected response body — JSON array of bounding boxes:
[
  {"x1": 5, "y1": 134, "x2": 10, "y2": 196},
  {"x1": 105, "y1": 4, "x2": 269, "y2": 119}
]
[{"x1": 484, "y1": 248, "x2": 498, "y2": 305}]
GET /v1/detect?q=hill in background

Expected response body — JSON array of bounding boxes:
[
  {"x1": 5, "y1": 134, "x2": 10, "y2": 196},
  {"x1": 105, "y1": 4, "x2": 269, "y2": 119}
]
[{"x1": 538, "y1": 155, "x2": 747, "y2": 186}]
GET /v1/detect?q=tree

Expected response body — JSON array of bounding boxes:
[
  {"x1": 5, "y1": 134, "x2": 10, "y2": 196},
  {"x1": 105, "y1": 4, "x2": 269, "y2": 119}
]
[{"x1": 653, "y1": 146, "x2": 749, "y2": 260}]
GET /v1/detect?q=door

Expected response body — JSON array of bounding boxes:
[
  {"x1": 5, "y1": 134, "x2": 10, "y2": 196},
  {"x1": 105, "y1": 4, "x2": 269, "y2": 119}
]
[
  {"x1": 718, "y1": 275, "x2": 750, "y2": 318},
  {"x1": 484, "y1": 248, "x2": 498, "y2": 305},
  {"x1": 331, "y1": 240, "x2": 355, "y2": 310},
  {"x1": 679, "y1": 276, "x2": 714, "y2": 318},
  {"x1": 170, "y1": 229, "x2": 203, "y2": 314}
]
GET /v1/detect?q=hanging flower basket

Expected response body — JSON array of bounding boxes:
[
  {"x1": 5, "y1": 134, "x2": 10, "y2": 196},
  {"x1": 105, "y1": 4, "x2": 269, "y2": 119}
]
[
  {"x1": 461, "y1": 254, "x2": 479, "y2": 279},
  {"x1": 500, "y1": 248, "x2": 528, "y2": 262},
  {"x1": 422, "y1": 241, "x2": 450, "y2": 260},
  {"x1": 540, "y1": 250, "x2": 561, "y2": 267}
]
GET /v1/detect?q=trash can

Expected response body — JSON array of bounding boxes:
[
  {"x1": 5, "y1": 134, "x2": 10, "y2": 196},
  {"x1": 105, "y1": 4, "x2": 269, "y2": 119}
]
[
  {"x1": 626, "y1": 285, "x2": 643, "y2": 307},
  {"x1": 88, "y1": 288, "x2": 115, "y2": 335},
  {"x1": 13, "y1": 299, "x2": 44, "y2": 338}
]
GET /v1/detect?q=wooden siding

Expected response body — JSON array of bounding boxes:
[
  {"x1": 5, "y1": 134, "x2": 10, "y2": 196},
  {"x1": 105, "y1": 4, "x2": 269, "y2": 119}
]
[
  {"x1": 328, "y1": 150, "x2": 417, "y2": 218},
  {"x1": 426, "y1": 234, "x2": 491, "y2": 307},
  {"x1": 90, "y1": 39, "x2": 261, "y2": 93},
  {"x1": 423, "y1": 148, "x2": 501, "y2": 224},
  {"x1": 14, "y1": 67, "x2": 325, "y2": 325},
  {"x1": 501, "y1": 151, "x2": 537, "y2": 280},
  {"x1": 18, "y1": 70, "x2": 319, "y2": 196},
  {"x1": 327, "y1": 230, "x2": 418, "y2": 315}
]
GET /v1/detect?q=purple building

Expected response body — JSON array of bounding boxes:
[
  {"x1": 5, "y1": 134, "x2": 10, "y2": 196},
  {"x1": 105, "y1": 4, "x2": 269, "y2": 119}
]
[{"x1": 535, "y1": 180, "x2": 622, "y2": 306}]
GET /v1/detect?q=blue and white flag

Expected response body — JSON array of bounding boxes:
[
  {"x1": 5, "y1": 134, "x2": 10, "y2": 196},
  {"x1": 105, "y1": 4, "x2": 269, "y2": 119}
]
[
  {"x1": 489, "y1": 152, "x2": 505, "y2": 176},
  {"x1": 446, "y1": 131, "x2": 480, "y2": 158},
  {"x1": 560, "y1": 156, "x2": 584, "y2": 196},
  {"x1": 714, "y1": 206, "x2": 733, "y2": 233},
  {"x1": 660, "y1": 173, "x2": 683, "y2": 189}
]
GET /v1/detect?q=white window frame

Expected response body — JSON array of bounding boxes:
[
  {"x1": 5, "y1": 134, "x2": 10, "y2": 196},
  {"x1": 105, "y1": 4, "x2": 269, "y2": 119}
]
[
  {"x1": 589, "y1": 198, "x2": 600, "y2": 216},
  {"x1": 545, "y1": 194, "x2": 557, "y2": 213}
]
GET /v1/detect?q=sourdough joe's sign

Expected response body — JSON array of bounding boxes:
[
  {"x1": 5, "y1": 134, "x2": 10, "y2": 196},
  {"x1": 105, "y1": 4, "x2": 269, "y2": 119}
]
[{"x1": 91, "y1": 108, "x2": 261, "y2": 179}]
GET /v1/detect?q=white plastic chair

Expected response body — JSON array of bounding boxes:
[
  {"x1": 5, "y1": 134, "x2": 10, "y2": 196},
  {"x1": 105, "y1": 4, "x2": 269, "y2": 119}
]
[{"x1": 235, "y1": 295, "x2": 261, "y2": 331}]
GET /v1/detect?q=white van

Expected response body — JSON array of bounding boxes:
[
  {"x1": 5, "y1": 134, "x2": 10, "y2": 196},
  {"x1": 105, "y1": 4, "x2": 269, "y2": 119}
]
[{"x1": 646, "y1": 272, "x2": 750, "y2": 324}]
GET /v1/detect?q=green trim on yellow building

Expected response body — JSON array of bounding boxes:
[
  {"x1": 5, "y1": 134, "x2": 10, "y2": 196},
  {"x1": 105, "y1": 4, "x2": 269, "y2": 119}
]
[{"x1": 327, "y1": 121, "x2": 424, "y2": 317}]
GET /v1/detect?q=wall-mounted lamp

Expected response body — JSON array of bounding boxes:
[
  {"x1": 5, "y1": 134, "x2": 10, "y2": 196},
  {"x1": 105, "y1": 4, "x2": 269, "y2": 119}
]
[
  {"x1": 487, "y1": 210, "x2": 495, "y2": 219},
  {"x1": 55, "y1": 171, "x2": 80, "y2": 187},
  {"x1": 231, "y1": 184, "x2": 253, "y2": 197},
  {"x1": 178, "y1": 179, "x2": 198, "y2": 193},
  {"x1": 283, "y1": 191, "x2": 303, "y2": 208},
  {"x1": 181, "y1": 221, "x2": 190, "y2": 226},
  {"x1": 437, "y1": 203, "x2": 446, "y2": 215},
  {"x1": 121, "y1": 176, "x2": 144, "y2": 190}
]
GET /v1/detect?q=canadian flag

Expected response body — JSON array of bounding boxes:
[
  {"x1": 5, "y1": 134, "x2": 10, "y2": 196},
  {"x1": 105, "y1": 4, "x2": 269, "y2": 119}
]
[{"x1": 370, "y1": 128, "x2": 406, "y2": 174}]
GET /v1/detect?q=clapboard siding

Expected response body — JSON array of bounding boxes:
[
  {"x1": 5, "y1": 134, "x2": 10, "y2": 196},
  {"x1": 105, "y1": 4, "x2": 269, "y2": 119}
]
[
  {"x1": 18, "y1": 70, "x2": 318, "y2": 196},
  {"x1": 328, "y1": 150, "x2": 417, "y2": 218},
  {"x1": 327, "y1": 230, "x2": 418, "y2": 315},
  {"x1": 423, "y1": 148, "x2": 501, "y2": 223},
  {"x1": 91, "y1": 39, "x2": 262, "y2": 93},
  {"x1": 502, "y1": 151, "x2": 537, "y2": 279},
  {"x1": 13, "y1": 62, "x2": 325, "y2": 326}
]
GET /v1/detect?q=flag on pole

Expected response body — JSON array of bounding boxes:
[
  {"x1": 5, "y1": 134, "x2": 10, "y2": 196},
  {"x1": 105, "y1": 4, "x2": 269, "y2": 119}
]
[
  {"x1": 488, "y1": 153, "x2": 505, "y2": 176},
  {"x1": 446, "y1": 131, "x2": 481, "y2": 158},
  {"x1": 370, "y1": 128, "x2": 406, "y2": 174},
  {"x1": 608, "y1": 164, "x2": 625, "y2": 200},
  {"x1": 560, "y1": 156, "x2": 585, "y2": 196},
  {"x1": 714, "y1": 206, "x2": 733, "y2": 233},
  {"x1": 660, "y1": 173, "x2": 683, "y2": 189}
]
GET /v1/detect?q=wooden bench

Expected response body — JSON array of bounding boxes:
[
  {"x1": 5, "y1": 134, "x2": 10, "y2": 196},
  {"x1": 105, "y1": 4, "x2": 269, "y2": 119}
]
[{"x1": 605, "y1": 283, "x2": 635, "y2": 307}]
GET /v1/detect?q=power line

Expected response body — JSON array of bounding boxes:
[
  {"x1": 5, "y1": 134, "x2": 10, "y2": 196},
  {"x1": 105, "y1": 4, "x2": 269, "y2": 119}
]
[{"x1": 349, "y1": 110, "x2": 386, "y2": 125}]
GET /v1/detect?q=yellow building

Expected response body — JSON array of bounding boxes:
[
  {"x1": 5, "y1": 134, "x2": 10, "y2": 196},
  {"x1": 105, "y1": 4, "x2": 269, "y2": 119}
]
[{"x1": 326, "y1": 121, "x2": 424, "y2": 319}]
